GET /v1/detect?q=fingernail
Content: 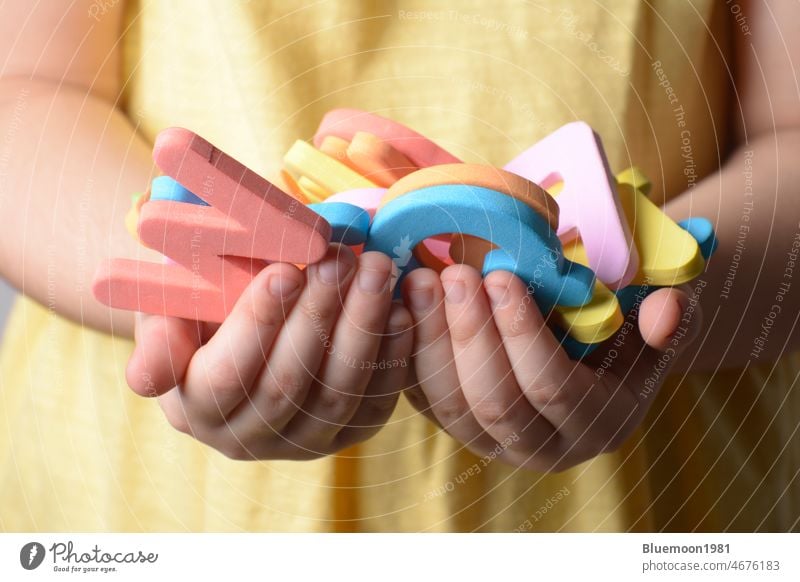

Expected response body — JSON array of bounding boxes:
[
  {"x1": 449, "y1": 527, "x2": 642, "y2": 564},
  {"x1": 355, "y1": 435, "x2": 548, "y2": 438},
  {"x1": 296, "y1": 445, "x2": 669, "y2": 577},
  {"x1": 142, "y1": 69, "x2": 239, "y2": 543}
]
[
  {"x1": 407, "y1": 286, "x2": 434, "y2": 312},
  {"x1": 315, "y1": 255, "x2": 354, "y2": 285},
  {"x1": 357, "y1": 267, "x2": 391, "y2": 294},
  {"x1": 268, "y1": 274, "x2": 300, "y2": 299},
  {"x1": 443, "y1": 279, "x2": 466, "y2": 304},
  {"x1": 485, "y1": 284, "x2": 510, "y2": 309}
]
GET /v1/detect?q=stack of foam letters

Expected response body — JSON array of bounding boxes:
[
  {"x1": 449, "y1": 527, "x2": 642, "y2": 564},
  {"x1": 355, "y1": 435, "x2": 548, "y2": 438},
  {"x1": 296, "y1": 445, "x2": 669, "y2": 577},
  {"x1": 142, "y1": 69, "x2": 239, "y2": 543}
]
[{"x1": 93, "y1": 109, "x2": 717, "y2": 358}]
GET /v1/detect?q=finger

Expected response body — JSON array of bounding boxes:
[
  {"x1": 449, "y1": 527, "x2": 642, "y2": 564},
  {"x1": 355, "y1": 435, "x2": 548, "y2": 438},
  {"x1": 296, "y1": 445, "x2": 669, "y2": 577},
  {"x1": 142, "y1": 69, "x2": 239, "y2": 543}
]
[
  {"x1": 401, "y1": 267, "x2": 499, "y2": 453},
  {"x1": 126, "y1": 313, "x2": 201, "y2": 397},
  {"x1": 441, "y1": 265, "x2": 554, "y2": 451},
  {"x1": 602, "y1": 284, "x2": 702, "y2": 379},
  {"x1": 483, "y1": 270, "x2": 621, "y2": 456},
  {"x1": 402, "y1": 362, "x2": 439, "y2": 425},
  {"x1": 576, "y1": 285, "x2": 703, "y2": 455},
  {"x1": 283, "y1": 251, "x2": 395, "y2": 447},
  {"x1": 335, "y1": 303, "x2": 414, "y2": 449},
  {"x1": 225, "y1": 245, "x2": 357, "y2": 442},
  {"x1": 615, "y1": 283, "x2": 703, "y2": 390},
  {"x1": 637, "y1": 287, "x2": 695, "y2": 351},
  {"x1": 160, "y1": 262, "x2": 304, "y2": 426},
  {"x1": 482, "y1": 270, "x2": 575, "y2": 387}
]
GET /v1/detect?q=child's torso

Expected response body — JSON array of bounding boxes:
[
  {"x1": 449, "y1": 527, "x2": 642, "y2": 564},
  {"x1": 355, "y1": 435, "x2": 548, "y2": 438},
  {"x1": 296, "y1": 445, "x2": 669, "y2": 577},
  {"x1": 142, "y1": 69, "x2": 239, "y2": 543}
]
[{"x1": 1, "y1": 0, "x2": 797, "y2": 532}]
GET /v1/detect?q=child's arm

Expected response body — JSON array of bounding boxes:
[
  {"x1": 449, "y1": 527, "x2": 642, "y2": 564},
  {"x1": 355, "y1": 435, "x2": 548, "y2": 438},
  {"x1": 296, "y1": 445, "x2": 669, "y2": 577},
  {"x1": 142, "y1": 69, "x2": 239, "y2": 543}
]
[
  {"x1": 0, "y1": 2, "x2": 415, "y2": 459},
  {"x1": 667, "y1": 0, "x2": 800, "y2": 371},
  {"x1": 402, "y1": 0, "x2": 800, "y2": 471},
  {"x1": 0, "y1": 1, "x2": 159, "y2": 337}
]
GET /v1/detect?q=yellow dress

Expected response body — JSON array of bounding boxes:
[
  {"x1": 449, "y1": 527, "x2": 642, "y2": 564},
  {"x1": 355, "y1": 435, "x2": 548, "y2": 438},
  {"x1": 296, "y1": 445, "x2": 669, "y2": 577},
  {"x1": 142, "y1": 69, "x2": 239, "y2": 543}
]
[{"x1": 1, "y1": 0, "x2": 798, "y2": 532}]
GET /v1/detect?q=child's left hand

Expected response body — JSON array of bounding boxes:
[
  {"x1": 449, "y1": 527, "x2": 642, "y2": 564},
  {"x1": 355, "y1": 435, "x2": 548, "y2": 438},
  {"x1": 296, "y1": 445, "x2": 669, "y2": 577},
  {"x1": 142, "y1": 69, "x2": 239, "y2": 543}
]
[{"x1": 401, "y1": 265, "x2": 700, "y2": 472}]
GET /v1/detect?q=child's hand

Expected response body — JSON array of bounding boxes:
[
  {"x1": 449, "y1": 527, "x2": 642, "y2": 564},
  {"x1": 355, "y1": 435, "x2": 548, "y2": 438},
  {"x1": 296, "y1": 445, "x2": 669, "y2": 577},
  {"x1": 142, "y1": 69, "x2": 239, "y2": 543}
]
[
  {"x1": 125, "y1": 245, "x2": 413, "y2": 460},
  {"x1": 401, "y1": 266, "x2": 700, "y2": 472}
]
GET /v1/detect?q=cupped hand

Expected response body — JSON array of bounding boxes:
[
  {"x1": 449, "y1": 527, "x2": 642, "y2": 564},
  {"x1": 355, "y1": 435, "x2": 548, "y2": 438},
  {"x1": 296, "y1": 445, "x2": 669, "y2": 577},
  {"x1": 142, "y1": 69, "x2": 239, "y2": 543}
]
[
  {"x1": 401, "y1": 265, "x2": 700, "y2": 472},
  {"x1": 125, "y1": 245, "x2": 413, "y2": 460}
]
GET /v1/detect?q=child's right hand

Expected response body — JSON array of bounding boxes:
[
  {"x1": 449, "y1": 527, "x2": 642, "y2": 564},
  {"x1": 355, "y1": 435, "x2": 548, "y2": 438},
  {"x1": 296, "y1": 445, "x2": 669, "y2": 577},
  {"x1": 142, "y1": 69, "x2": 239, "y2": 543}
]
[{"x1": 125, "y1": 245, "x2": 413, "y2": 460}]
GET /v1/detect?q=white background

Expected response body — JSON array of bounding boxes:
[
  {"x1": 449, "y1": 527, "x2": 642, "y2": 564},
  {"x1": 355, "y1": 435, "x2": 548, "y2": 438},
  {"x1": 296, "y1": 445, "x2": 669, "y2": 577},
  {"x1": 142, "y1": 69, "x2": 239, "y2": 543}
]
[{"x1": 0, "y1": 533, "x2": 797, "y2": 581}]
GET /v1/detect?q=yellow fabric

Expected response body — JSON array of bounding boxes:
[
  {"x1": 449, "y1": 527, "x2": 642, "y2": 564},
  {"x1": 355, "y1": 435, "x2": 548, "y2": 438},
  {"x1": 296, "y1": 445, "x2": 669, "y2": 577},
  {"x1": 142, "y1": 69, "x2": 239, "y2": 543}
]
[{"x1": 1, "y1": 0, "x2": 798, "y2": 531}]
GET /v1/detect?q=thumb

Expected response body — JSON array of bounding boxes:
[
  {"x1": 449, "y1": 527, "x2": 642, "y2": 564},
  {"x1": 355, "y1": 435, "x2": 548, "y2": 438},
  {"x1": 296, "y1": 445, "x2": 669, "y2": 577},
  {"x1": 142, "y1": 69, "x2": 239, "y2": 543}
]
[
  {"x1": 637, "y1": 285, "x2": 703, "y2": 352},
  {"x1": 583, "y1": 283, "x2": 704, "y2": 408}
]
